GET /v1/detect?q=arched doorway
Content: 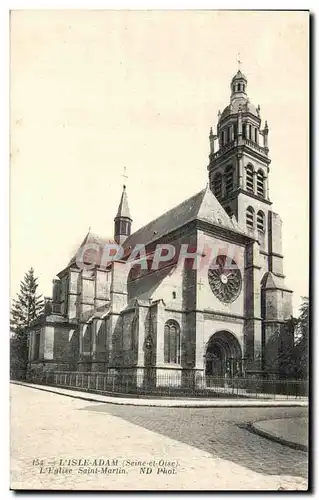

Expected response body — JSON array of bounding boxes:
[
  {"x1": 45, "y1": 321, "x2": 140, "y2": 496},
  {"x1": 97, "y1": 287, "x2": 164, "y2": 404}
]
[{"x1": 205, "y1": 331, "x2": 242, "y2": 379}]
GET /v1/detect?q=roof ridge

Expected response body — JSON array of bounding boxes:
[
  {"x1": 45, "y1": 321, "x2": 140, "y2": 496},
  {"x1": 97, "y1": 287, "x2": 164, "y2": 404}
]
[{"x1": 124, "y1": 188, "x2": 205, "y2": 248}]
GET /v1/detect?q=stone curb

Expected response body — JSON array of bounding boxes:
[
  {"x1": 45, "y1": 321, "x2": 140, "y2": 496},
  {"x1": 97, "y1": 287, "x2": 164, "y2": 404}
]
[
  {"x1": 11, "y1": 381, "x2": 308, "y2": 408},
  {"x1": 249, "y1": 422, "x2": 308, "y2": 452}
]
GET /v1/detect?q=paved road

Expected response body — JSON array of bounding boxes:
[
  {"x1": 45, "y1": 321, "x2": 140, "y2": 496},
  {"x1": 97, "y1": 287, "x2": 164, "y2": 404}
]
[
  {"x1": 10, "y1": 384, "x2": 308, "y2": 491},
  {"x1": 89, "y1": 402, "x2": 308, "y2": 478}
]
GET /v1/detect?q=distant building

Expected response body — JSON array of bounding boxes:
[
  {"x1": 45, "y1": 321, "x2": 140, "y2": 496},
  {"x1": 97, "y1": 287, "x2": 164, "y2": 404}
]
[{"x1": 27, "y1": 69, "x2": 294, "y2": 385}]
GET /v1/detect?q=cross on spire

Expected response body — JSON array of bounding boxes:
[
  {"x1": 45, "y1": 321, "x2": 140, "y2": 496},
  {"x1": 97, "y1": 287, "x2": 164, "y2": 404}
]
[
  {"x1": 237, "y1": 52, "x2": 242, "y2": 70},
  {"x1": 122, "y1": 166, "x2": 128, "y2": 187}
]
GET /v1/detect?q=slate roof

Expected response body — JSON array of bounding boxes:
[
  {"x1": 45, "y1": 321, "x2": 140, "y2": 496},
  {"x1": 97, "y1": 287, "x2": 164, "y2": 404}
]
[
  {"x1": 220, "y1": 98, "x2": 259, "y2": 121},
  {"x1": 67, "y1": 230, "x2": 116, "y2": 267},
  {"x1": 231, "y1": 69, "x2": 247, "y2": 82},
  {"x1": 261, "y1": 271, "x2": 292, "y2": 292},
  {"x1": 123, "y1": 184, "x2": 248, "y2": 250},
  {"x1": 115, "y1": 185, "x2": 132, "y2": 220}
]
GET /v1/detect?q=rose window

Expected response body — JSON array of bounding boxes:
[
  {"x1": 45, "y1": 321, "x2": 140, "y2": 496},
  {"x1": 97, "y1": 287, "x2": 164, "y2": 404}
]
[{"x1": 208, "y1": 255, "x2": 242, "y2": 303}]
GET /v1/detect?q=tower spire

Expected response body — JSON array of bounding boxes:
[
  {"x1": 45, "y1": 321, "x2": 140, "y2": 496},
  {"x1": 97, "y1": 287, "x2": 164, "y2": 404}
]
[{"x1": 114, "y1": 170, "x2": 132, "y2": 245}]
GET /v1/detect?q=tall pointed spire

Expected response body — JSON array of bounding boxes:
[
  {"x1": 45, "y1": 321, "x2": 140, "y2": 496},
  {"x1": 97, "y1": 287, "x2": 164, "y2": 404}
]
[
  {"x1": 116, "y1": 185, "x2": 132, "y2": 220},
  {"x1": 114, "y1": 183, "x2": 132, "y2": 245}
]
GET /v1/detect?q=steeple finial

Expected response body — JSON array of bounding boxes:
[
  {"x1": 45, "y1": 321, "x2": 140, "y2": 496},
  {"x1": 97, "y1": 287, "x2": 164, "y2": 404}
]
[
  {"x1": 237, "y1": 52, "x2": 242, "y2": 71},
  {"x1": 122, "y1": 166, "x2": 128, "y2": 188}
]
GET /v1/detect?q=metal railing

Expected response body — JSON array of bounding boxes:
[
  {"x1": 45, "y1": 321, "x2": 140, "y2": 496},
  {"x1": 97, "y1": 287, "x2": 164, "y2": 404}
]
[{"x1": 23, "y1": 370, "x2": 308, "y2": 400}]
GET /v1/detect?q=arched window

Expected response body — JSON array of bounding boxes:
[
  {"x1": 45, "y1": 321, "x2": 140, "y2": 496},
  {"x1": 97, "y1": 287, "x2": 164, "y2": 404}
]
[
  {"x1": 246, "y1": 206, "x2": 254, "y2": 230},
  {"x1": 237, "y1": 83, "x2": 240, "y2": 91},
  {"x1": 256, "y1": 170, "x2": 264, "y2": 197},
  {"x1": 225, "y1": 165, "x2": 234, "y2": 194},
  {"x1": 249, "y1": 124, "x2": 252, "y2": 140},
  {"x1": 242, "y1": 123, "x2": 246, "y2": 139},
  {"x1": 227, "y1": 126, "x2": 231, "y2": 143},
  {"x1": 212, "y1": 172, "x2": 222, "y2": 198},
  {"x1": 257, "y1": 211, "x2": 265, "y2": 232},
  {"x1": 254, "y1": 128, "x2": 258, "y2": 143},
  {"x1": 246, "y1": 165, "x2": 254, "y2": 193},
  {"x1": 164, "y1": 320, "x2": 181, "y2": 364},
  {"x1": 221, "y1": 130, "x2": 225, "y2": 146}
]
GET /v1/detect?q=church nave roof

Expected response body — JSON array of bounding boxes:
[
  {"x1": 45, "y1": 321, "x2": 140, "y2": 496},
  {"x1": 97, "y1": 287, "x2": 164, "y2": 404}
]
[{"x1": 123, "y1": 184, "x2": 247, "y2": 250}]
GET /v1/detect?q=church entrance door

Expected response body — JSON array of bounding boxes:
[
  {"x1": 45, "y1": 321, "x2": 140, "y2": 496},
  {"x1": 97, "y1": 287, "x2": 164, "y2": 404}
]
[{"x1": 205, "y1": 331, "x2": 242, "y2": 383}]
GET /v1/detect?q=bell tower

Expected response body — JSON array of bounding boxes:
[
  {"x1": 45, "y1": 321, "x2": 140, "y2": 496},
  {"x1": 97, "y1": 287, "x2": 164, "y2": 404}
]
[
  {"x1": 207, "y1": 67, "x2": 294, "y2": 376},
  {"x1": 207, "y1": 69, "x2": 272, "y2": 254}
]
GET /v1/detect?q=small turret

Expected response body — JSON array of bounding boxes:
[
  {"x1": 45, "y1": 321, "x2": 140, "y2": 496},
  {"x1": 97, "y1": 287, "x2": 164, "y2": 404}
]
[
  {"x1": 230, "y1": 70, "x2": 248, "y2": 102},
  {"x1": 114, "y1": 185, "x2": 132, "y2": 245}
]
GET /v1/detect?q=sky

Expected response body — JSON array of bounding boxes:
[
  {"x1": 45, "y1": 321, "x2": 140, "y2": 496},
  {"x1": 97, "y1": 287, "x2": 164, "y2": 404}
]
[{"x1": 10, "y1": 10, "x2": 309, "y2": 316}]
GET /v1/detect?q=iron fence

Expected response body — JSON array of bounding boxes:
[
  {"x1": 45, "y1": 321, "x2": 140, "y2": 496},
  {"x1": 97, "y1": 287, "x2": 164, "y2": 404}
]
[
  {"x1": 23, "y1": 370, "x2": 308, "y2": 400},
  {"x1": 10, "y1": 368, "x2": 27, "y2": 381}
]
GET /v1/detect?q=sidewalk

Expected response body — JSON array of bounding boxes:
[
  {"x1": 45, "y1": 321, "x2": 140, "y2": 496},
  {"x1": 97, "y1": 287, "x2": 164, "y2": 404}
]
[
  {"x1": 252, "y1": 418, "x2": 308, "y2": 451},
  {"x1": 12, "y1": 381, "x2": 308, "y2": 408}
]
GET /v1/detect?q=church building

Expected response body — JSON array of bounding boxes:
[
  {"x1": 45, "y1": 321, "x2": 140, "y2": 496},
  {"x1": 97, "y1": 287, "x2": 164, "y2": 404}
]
[{"x1": 27, "y1": 69, "x2": 294, "y2": 386}]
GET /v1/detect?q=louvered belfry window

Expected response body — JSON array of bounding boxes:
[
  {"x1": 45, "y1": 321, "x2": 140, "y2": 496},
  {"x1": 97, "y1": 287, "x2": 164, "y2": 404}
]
[
  {"x1": 246, "y1": 166, "x2": 254, "y2": 193},
  {"x1": 225, "y1": 166, "x2": 234, "y2": 194},
  {"x1": 246, "y1": 206, "x2": 254, "y2": 230},
  {"x1": 257, "y1": 211, "x2": 265, "y2": 232},
  {"x1": 257, "y1": 170, "x2": 264, "y2": 197},
  {"x1": 212, "y1": 173, "x2": 222, "y2": 198}
]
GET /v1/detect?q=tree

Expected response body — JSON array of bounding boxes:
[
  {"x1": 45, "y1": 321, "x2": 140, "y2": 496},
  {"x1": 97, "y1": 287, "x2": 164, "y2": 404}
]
[
  {"x1": 267, "y1": 298, "x2": 309, "y2": 379},
  {"x1": 295, "y1": 297, "x2": 309, "y2": 344},
  {"x1": 10, "y1": 268, "x2": 44, "y2": 378},
  {"x1": 293, "y1": 296, "x2": 309, "y2": 378}
]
